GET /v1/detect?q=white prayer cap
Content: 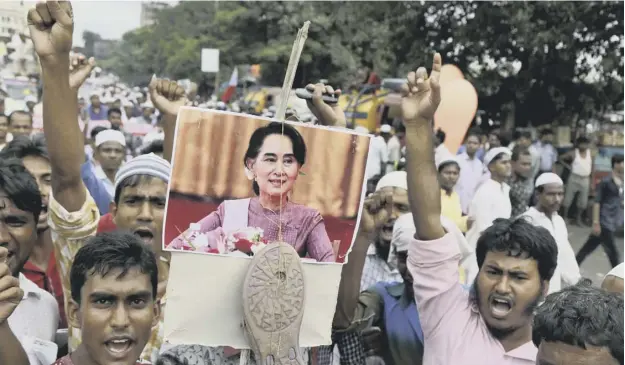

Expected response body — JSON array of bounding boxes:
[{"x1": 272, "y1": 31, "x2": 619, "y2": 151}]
[
  {"x1": 604, "y1": 263, "x2": 624, "y2": 280},
  {"x1": 484, "y1": 147, "x2": 512, "y2": 166},
  {"x1": 380, "y1": 124, "x2": 392, "y2": 133},
  {"x1": 355, "y1": 126, "x2": 370, "y2": 134},
  {"x1": 437, "y1": 156, "x2": 460, "y2": 170},
  {"x1": 95, "y1": 129, "x2": 126, "y2": 148},
  {"x1": 375, "y1": 171, "x2": 408, "y2": 192},
  {"x1": 535, "y1": 172, "x2": 564, "y2": 188},
  {"x1": 25, "y1": 95, "x2": 37, "y2": 103}
]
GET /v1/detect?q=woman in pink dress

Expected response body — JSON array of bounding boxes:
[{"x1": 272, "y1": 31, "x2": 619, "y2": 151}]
[{"x1": 168, "y1": 122, "x2": 335, "y2": 262}]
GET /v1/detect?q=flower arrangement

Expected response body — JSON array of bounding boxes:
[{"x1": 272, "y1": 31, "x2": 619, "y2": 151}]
[{"x1": 170, "y1": 226, "x2": 268, "y2": 256}]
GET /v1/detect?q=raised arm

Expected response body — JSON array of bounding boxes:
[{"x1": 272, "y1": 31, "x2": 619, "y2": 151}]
[
  {"x1": 148, "y1": 76, "x2": 188, "y2": 163},
  {"x1": 401, "y1": 53, "x2": 446, "y2": 240},
  {"x1": 28, "y1": 2, "x2": 94, "y2": 212}
]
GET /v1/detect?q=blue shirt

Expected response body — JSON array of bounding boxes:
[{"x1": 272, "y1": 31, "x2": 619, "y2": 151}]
[{"x1": 81, "y1": 154, "x2": 112, "y2": 215}]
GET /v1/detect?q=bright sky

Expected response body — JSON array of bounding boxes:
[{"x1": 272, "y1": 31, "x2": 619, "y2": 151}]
[{"x1": 72, "y1": 1, "x2": 143, "y2": 46}]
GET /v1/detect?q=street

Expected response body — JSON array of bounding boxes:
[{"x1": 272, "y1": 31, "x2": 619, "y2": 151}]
[{"x1": 567, "y1": 223, "x2": 623, "y2": 284}]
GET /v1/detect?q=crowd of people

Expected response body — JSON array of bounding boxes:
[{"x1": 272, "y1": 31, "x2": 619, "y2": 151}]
[{"x1": 0, "y1": 2, "x2": 623, "y2": 365}]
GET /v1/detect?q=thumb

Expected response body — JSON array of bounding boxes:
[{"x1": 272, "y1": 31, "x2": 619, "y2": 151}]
[
  {"x1": 47, "y1": 1, "x2": 73, "y2": 29},
  {"x1": 148, "y1": 74, "x2": 159, "y2": 99},
  {"x1": 0, "y1": 246, "x2": 7, "y2": 263}
]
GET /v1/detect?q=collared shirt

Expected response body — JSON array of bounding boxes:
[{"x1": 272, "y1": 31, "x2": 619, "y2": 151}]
[
  {"x1": 8, "y1": 274, "x2": 59, "y2": 365},
  {"x1": 596, "y1": 175, "x2": 624, "y2": 232},
  {"x1": 21, "y1": 250, "x2": 66, "y2": 328},
  {"x1": 81, "y1": 157, "x2": 113, "y2": 215},
  {"x1": 522, "y1": 207, "x2": 581, "y2": 293},
  {"x1": 534, "y1": 141, "x2": 557, "y2": 172},
  {"x1": 343, "y1": 282, "x2": 424, "y2": 365},
  {"x1": 87, "y1": 104, "x2": 109, "y2": 120},
  {"x1": 456, "y1": 152, "x2": 485, "y2": 214},
  {"x1": 440, "y1": 189, "x2": 468, "y2": 232},
  {"x1": 407, "y1": 232, "x2": 537, "y2": 364},
  {"x1": 93, "y1": 164, "x2": 116, "y2": 198},
  {"x1": 466, "y1": 179, "x2": 512, "y2": 249},
  {"x1": 361, "y1": 244, "x2": 403, "y2": 291},
  {"x1": 507, "y1": 174, "x2": 534, "y2": 217}
]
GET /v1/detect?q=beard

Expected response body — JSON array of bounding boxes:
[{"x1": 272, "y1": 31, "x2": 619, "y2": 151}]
[{"x1": 470, "y1": 277, "x2": 544, "y2": 339}]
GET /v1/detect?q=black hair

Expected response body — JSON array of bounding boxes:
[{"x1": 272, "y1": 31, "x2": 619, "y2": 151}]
[
  {"x1": 612, "y1": 153, "x2": 624, "y2": 169},
  {"x1": 243, "y1": 122, "x2": 306, "y2": 195},
  {"x1": 576, "y1": 136, "x2": 590, "y2": 145},
  {"x1": 511, "y1": 146, "x2": 531, "y2": 162},
  {"x1": 141, "y1": 140, "x2": 164, "y2": 156},
  {"x1": 8, "y1": 110, "x2": 32, "y2": 125},
  {"x1": 437, "y1": 160, "x2": 459, "y2": 173},
  {"x1": 70, "y1": 231, "x2": 158, "y2": 303},
  {"x1": 540, "y1": 128, "x2": 553, "y2": 137},
  {"x1": 108, "y1": 108, "x2": 122, "y2": 118},
  {"x1": 113, "y1": 174, "x2": 166, "y2": 205},
  {"x1": 395, "y1": 123, "x2": 406, "y2": 134},
  {"x1": 476, "y1": 217, "x2": 558, "y2": 282},
  {"x1": 155, "y1": 353, "x2": 186, "y2": 365},
  {"x1": 532, "y1": 282, "x2": 624, "y2": 365},
  {"x1": 90, "y1": 126, "x2": 108, "y2": 140},
  {"x1": 0, "y1": 158, "x2": 42, "y2": 222},
  {"x1": 1, "y1": 136, "x2": 49, "y2": 161},
  {"x1": 465, "y1": 128, "x2": 481, "y2": 141},
  {"x1": 435, "y1": 128, "x2": 446, "y2": 143}
]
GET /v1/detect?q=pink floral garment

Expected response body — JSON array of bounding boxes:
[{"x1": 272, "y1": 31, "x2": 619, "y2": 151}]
[{"x1": 169, "y1": 197, "x2": 335, "y2": 262}]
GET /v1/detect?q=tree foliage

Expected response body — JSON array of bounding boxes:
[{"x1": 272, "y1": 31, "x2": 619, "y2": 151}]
[{"x1": 103, "y1": 1, "x2": 623, "y2": 127}]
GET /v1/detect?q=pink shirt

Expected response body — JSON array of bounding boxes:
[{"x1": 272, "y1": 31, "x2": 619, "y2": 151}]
[
  {"x1": 170, "y1": 197, "x2": 335, "y2": 262},
  {"x1": 407, "y1": 232, "x2": 537, "y2": 365}
]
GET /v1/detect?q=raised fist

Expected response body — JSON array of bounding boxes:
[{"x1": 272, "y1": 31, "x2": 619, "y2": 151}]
[
  {"x1": 27, "y1": 1, "x2": 74, "y2": 62},
  {"x1": 360, "y1": 189, "x2": 393, "y2": 235},
  {"x1": 400, "y1": 53, "x2": 442, "y2": 125},
  {"x1": 148, "y1": 75, "x2": 188, "y2": 117},
  {"x1": 0, "y1": 247, "x2": 23, "y2": 324}
]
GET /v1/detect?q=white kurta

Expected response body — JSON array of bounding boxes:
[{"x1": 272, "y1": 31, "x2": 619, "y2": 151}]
[
  {"x1": 522, "y1": 207, "x2": 581, "y2": 293},
  {"x1": 466, "y1": 179, "x2": 512, "y2": 250},
  {"x1": 456, "y1": 152, "x2": 485, "y2": 214}
]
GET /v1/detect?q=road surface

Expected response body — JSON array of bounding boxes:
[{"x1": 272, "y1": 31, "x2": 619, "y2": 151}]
[{"x1": 567, "y1": 223, "x2": 623, "y2": 284}]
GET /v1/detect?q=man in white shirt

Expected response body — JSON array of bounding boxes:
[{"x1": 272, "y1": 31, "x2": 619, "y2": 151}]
[
  {"x1": 386, "y1": 124, "x2": 404, "y2": 171},
  {"x1": 457, "y1": 131, "x2": 485, "y2": 214},
  {"x1": 465, "y1": 147, "x2": 512, "y2": 249},
  {"x1": 365, "y1": 129, "x2": 389, "y2": 191},
  {"x1": 522, "y1": 173, "x2": 581, "y2": 293},
  {"x1": 92, "y1": 129, "x2": 126, "y2": 198},
  {"x1": 0, "y1": 158, "x2": 59, "y2": 365}
]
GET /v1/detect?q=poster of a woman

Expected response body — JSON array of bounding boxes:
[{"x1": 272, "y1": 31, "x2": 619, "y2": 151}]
[{"x1": 164, "y1": 108, "x2": 370, "y2": 263}]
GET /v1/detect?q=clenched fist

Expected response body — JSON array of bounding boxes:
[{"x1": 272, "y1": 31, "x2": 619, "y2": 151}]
[
  {"x1": 305, "y1": 83, "x2": 346, "y2": 128},
  {"x1": 400, "y1": 53, "x2": 442, "y2": 125},
  {"x1": 360, "y1": 189, "x2": 394, "y2": 235},
  {"x1": 0, "y1": 247, "x2": 22, "y2": 324},
  {"x1": 148, "y1": 75, "x2": 188, "y2": 117},
  {"x1": 27, "y1": 1, "x2": 74, "y2": 62}
]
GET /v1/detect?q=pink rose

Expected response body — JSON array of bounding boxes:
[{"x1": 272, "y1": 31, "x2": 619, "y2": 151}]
[
  {"x1": 235, "y1": 239, "x2": 254, "y2": 254},
  {"x1": 205, "y1": 227, "x2": 228, "y2": 252}
]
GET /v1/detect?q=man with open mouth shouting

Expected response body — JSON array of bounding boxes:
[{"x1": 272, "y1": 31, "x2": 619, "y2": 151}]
[
  {"x1": 52, "y1": 232, "x2": 160, "y2": 365},
  {"x1": 400, "y1": 52, "x2": 558, "y2": 364},
  {"x1": 28, "y1": 1, "x2": 180, "y2": 362}
]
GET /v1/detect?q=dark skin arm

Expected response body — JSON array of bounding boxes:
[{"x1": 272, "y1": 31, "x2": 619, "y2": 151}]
[
  {"x1": 333, "y1": 187, "x2": 393, "y2": 329},
  {"x1": 29, "y1": 1, "x2": 94, "y2": 212},
  {"x1": 400, "y1": 53, "x2": 446, "y2": 240}
]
